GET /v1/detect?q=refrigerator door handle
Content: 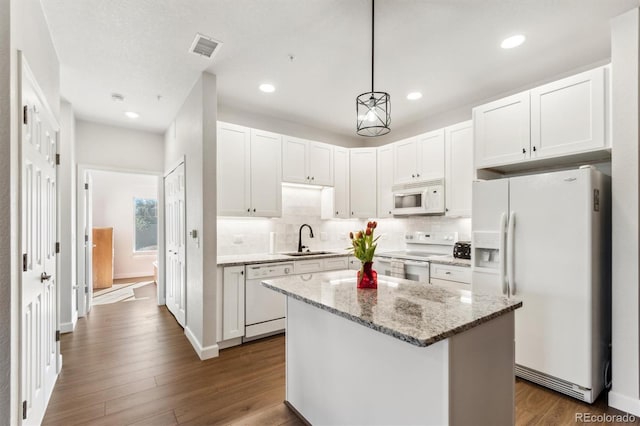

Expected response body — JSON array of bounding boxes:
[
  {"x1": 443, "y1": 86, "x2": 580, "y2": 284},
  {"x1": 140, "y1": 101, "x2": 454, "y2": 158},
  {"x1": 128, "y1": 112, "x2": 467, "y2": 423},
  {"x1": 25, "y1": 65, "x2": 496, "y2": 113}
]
[
  {"x1": 499, "y1": 212, "x2": 508, "y2": 295},
  {"x1": 507, "y1": 211, "x2": 516, "y2": 296}
]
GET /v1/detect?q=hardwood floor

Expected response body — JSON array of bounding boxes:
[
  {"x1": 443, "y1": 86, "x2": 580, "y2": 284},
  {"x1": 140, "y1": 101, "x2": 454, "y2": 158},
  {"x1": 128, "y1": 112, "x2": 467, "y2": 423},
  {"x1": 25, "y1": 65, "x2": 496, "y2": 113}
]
[{"x1": 44, "y1": 283, "x2": 636, "y2": 425}]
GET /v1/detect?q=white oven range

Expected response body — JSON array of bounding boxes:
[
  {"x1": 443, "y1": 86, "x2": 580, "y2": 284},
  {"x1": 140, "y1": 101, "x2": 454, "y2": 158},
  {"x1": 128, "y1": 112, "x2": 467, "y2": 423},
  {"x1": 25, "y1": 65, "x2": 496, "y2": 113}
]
[{"x1": 375, "y1": 232, "x2": 457, "y2": 283}]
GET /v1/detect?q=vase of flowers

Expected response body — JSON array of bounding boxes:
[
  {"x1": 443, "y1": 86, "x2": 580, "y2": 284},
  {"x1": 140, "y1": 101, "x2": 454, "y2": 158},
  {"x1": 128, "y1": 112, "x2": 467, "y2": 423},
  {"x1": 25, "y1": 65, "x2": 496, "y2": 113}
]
[{"x1": 349, "y1": 221, "x2": 379, "y2": 289}]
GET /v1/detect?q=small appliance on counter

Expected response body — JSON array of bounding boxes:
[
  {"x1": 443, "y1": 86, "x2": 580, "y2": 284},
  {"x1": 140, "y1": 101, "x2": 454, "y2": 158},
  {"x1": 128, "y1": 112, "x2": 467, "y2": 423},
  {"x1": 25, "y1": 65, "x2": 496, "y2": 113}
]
[{"x1": 453, "y1": 241, "x2": 471, "y2": 260}]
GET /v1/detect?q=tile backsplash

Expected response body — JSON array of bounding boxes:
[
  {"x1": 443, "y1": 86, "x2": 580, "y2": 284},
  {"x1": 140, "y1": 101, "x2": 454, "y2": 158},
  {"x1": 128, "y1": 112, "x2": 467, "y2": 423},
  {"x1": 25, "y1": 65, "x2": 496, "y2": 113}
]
[{"x1": 217, "y1": 186, "x2": 471, "y2": 256}]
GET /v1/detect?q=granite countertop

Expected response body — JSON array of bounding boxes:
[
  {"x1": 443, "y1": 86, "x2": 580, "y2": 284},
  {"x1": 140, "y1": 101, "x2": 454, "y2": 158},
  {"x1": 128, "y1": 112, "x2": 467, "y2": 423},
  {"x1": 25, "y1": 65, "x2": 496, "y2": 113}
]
[
  {"x1": 262, "y1": 270, "x2": 521, "y2": 347},
  {"x1": 427, "y1": 255, "x2": 472, "y2": 267},
  {"x1": 217, "y1": 250, "x2": 350, "y2": 266}
]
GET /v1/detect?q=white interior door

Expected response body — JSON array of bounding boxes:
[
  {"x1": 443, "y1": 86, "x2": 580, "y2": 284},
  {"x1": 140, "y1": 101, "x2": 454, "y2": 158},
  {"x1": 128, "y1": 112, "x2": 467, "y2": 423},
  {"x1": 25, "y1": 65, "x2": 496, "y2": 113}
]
[
  {"x1": 20, "y1": 56, "x2": 60, "y2": 425},
  {"x1": 165, "y1": 163, "x2": 186, "y2": 327},
  {"x1": 84, "y1": 173, "x2": 93, "y2": 314},
  {"x1": 509, "y1": 169, "x2": 592, "y2": 387}
]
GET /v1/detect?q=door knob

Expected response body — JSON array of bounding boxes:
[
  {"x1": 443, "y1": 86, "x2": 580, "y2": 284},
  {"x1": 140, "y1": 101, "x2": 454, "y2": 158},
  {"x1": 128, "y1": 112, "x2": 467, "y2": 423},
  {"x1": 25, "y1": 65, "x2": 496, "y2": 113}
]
[{"x1": 41, "y1": 272, "x2": 52, "y2": 282}]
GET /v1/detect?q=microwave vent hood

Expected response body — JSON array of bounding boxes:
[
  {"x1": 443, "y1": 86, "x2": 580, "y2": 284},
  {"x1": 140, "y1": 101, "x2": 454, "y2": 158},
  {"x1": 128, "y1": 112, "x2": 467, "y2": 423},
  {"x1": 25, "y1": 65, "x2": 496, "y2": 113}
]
[{"x1": 392, "y1": 178, "x2": 444, "y2": 193}]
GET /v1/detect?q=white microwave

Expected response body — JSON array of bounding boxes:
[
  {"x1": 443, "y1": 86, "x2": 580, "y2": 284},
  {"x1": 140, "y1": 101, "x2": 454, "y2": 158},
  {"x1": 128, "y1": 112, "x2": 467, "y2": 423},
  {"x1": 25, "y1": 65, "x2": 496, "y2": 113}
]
[{"x1": 391, "y1": 178, "x2": 445, "y2": 215}]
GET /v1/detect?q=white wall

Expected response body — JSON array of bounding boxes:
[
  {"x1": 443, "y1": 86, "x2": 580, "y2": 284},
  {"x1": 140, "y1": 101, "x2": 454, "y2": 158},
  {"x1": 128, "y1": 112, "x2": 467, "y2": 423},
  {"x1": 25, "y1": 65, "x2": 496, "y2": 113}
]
[
  {"x1": 59, "y1": 101, "x2": 77, "y2": 332},
  {"x1": 609, "y1": 8, "x2": 640, "y2": 416},
  {"x1": 0, "y1": 0, "x2": 10, "y2": 421},
  {"x1": 5, "y1": 0, "x2": 60, "y2": 423},
  {"x1": 218, "y1": 186, "x2": 471, "y2": 256},
  {"x1": 218, "y1": 103, "x2": 362, "y2": 148},
  {"x1": 164, "y1": 72, "x2": 218, "y2": 359},
  {"x1": 76, "y1": 120, "x2": 164, "y2": 172},
  {"x1": 91, "y1": 170, "x2": 158, "y2": 279}
]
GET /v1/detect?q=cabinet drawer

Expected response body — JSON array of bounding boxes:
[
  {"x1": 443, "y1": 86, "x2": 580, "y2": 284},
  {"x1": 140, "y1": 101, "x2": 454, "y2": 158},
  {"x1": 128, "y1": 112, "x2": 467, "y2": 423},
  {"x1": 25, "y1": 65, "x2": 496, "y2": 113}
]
[
  {"x1": 430, "y1": 263, "x2": 471, "y2": 284},
  {"x1": 295, "y1": 259, "x2": 324, "y2": 274},
  {"x1": 323, "y1": 257, "x2": 348, "y2": 271}
]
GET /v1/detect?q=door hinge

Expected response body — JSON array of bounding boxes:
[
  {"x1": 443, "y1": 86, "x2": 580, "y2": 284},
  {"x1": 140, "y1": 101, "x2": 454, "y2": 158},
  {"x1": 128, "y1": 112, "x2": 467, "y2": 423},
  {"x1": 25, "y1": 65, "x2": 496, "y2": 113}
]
[
  {"x1": 22, "y1": 253, "x2": 28, "y2": 272},
  {"x1": 22, "y1": 400, "x2": 27, "y2": 420},
  {"x1": 23, "y1": 106, "x2": 28, "y2": 125},
  {"x1": 593, "y1": 189, "x2": 600, "y2": 212},
  {"x1": 55, "y1": 330, "x2": 61, "y2": 342},
  {"x1": 55, "y1": 154, "x2": 60, "y2": 165},
  {"x1": 55, "y1": 242, "x2": 60, "y2": 254},
  {"x1": 84, "y1": 235, "x2": 89, "y2": 243},
  {"x1": 84, "y1": 183, "x2": 89, "y2": 190},
  {"x1": 85, "y1": 286, "x2": 88, "y2": 294}
]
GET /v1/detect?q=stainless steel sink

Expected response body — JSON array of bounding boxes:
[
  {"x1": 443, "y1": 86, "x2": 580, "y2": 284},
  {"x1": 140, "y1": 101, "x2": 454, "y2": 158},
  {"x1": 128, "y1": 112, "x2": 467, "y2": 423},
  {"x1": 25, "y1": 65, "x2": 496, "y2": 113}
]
[{"x1": 282, "y1": 251, "x2": 336, "y2": 257}]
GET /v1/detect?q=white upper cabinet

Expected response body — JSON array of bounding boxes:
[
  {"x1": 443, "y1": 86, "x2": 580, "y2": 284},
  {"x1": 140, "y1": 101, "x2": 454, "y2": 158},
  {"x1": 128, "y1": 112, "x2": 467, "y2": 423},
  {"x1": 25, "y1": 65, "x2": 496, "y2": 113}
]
[
  {"x1": 217, "y1": 122, "x2": 282, "y2": 217},
  {"x1": 445, "y1": 121, "x2": 473, "y2": 217},
  {"x1": 417, "y1": 129, "x2": 445, "y2": 180},
  {"x1": 530, "y1": 67, "x2": 607, "y2": 159},
  {"x1": 250, "y1": 129, "x2": 282, "y2": 217},
  {"x1": 217, "y1": 122, "x2": 251, "y2": 217},
  {"x1": 474, "y1": 66, "x2": 609, "y2": 170},
  {"x1": 308, "y1": 141, "x2": 334, "y2": 186},
  {"x1": 393, "y1": 137, "x2": 418, "y2": 184},
  {"x1": 350, "y1": 148, "x2": 377, "y2": 218},
  {"x1": 474, "y1": 91, "x2": 531, "y2": 168},
  {"x1": 377, "y1": 145, "x2": 394, "y2": 218},
  {"x1": 333, "y1": 147, "x2": 350, "y2": 219},
  {"x1": 282, "y1": 137, "x2": 334, "y2": 186},
  {"x1": 393, "y1": 131, "x2": 445, "y2": 184}
]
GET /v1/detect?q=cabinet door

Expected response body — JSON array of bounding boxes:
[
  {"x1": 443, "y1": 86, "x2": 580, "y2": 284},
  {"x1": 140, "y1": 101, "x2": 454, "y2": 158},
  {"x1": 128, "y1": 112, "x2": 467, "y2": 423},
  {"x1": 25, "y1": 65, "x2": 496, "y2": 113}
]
[
  {"x1": 217, "y1": 122, "x2": 251, "y2": 216},
  {"x1": 295, "y1": 259, "x2": 324, "y2": 274},
  {"x1": 308, "y1": 141, "x2": 334, "y2": 186},
  {"x1": 323, "y1": 257, "x2": 349, "y2": 271},
  {"x1": 350, "y1": 148, "x2": 377, "y2": 218},
  {"x1": 377, "y1": 145, "x2": 394, "y2": 218},
  {"x1": 445, "y1": 121, "x2": 473, "y2": 217},
  {"x1": 250, "y1": 129, "x2": 282, "y2": 217},
  {"x1": 531, "y1": 67, "x2": 607, "y2": 159},
  {"x1": 393, "y1": 137, "x2": 418, "y2": 184},
  {"x1": 222, "y1": 266, "x2": 245, "y2": 340},
  {"x1": 417, "y1": 129, "x2": 445, "y2": 180},
  {"x1": 333, "y1": 147, "x2": 350, "y2": 218},
  {"x1": 474, "y1": 91, "x2": 530, "y2": 168},
  {"x1": 282, "y1": 136, "x2": 309, "y2": 184}
]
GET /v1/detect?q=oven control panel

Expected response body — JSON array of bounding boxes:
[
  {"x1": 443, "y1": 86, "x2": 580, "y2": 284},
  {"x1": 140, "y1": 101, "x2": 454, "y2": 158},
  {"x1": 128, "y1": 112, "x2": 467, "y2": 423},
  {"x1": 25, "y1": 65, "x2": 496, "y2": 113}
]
[{"x1": 405, "y1": 231, "x2": 458, "y2": 245}]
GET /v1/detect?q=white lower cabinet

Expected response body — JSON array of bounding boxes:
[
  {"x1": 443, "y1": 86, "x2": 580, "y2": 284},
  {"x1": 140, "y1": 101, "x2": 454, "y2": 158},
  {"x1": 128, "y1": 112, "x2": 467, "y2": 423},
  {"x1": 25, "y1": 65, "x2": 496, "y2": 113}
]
[
  {"x1": 323, "y1": 257, "x2": 349, "y2": 271},
  {"x1": 430, "y1": 263, "x2": 471, "y2": 291},
  {"x1": 222, "y1": 266, "x2": 245, "y2": 340}
]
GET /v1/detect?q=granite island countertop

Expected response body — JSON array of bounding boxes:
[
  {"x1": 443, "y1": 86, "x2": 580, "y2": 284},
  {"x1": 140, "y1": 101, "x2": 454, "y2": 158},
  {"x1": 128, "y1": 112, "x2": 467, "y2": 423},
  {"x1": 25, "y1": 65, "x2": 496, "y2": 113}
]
[{"x1": 262, "y1": 270, "x2": 521, "y2": 347}]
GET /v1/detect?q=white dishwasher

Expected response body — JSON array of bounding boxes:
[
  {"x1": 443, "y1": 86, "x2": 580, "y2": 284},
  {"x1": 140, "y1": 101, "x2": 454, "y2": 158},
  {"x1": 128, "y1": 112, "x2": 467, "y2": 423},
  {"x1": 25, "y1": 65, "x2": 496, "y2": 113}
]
[{"x1": 244, "y1": 262, "x2": 294, "y2": 341}]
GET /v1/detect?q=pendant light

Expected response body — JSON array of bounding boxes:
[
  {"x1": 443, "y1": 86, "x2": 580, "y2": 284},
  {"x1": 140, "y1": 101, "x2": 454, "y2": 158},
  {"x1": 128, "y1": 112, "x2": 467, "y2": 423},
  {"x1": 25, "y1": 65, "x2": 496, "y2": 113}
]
[{"x1": 356, "y1": 0, "x2": 390, "y2": 137}]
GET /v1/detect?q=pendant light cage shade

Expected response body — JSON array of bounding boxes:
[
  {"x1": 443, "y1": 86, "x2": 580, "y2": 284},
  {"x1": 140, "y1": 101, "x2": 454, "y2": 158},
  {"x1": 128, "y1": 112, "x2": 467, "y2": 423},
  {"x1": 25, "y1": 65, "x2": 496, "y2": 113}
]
[{"x1": 356, "y1": 91, "x2": 391, "y2": 137}]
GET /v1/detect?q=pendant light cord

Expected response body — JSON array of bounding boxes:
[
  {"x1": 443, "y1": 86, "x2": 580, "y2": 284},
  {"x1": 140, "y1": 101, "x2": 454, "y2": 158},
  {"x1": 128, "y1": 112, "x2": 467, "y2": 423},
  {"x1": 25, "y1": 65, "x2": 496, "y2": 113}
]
[{"x1": 371, "y1": 0, "x2": 375, "y2": 93}]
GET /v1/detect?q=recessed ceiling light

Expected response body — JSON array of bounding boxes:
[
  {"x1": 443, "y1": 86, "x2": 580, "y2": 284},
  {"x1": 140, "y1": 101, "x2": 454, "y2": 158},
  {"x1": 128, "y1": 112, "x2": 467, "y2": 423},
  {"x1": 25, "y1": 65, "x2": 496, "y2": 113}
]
[
  {"x1": 125, "y1": 111, "x2": 139, "y2": 119},
  {"x1": 111, "y1": 93, "x2": 125, "y2": 102},
  {"x1": 259, "y1": 83, "x2": 276, "y2": 93},
  {"x1": 407, "y1": 92, "x2": 423, "y2": 100},
  {"x1": 501, "y1": 34, "x2": 526, "y2": 49}
]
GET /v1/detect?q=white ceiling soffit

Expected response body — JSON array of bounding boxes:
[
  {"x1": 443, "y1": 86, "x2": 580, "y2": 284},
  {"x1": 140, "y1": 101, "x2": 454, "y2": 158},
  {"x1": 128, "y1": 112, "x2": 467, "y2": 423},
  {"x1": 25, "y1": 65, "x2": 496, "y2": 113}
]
[{"x1": 41, "y1": 0, "x2": 638, "y2": 138}]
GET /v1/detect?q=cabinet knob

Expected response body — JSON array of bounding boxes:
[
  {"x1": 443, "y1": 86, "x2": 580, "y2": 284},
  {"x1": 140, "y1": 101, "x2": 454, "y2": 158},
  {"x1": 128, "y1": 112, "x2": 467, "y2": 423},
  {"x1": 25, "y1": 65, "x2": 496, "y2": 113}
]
[
  {"x1": 247, "y1": 208, "x2": 250, "y2": 212},
  {"x1": 412, "y1": 174, "x2": 415, "y2": 178},
  {"x1": 307, "y1": 176, "x2": 310, "y2": 180},
  {"x1": 388, "y1": 211, "x2": 392, "y2": 214},
  {"x1": 416, "y1": 173, "x2": 420, "y2": 178},
  {"x1": 522, "y1": 148, "x2": 526, "y2": 154},
  {"x1": 533, "y1": 146, "x2": 537, "y2": 152},
  {"x1": 311, "y1": 176, "x2": 314, "y2": 180},
  {"x1": 253, "y1": 208, "x2": 256, "y2": 212},
  {"x1": 336, "y1": 211, "x2": 339, "y2": 215},
  {"x1": 240, "y1": 270, "x2": 244, "y2": 275},
  {"x1": 351, "y1": 212, "x2": 354, "y2": 215}
]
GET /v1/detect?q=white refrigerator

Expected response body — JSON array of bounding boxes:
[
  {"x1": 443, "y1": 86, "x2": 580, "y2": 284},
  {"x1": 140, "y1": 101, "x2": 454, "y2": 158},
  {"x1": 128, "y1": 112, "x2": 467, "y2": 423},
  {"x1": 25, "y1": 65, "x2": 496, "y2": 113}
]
[{"x1": 471, "y1": 166, "x2": 610, "y2": 403}]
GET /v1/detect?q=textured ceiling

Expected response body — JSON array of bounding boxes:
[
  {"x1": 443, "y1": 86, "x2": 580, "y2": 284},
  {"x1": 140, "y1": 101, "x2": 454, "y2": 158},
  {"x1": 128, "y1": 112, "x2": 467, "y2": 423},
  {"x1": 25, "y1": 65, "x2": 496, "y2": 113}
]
[{"x1": 42, "y1": 0, "x2": 638, "y2": 139}]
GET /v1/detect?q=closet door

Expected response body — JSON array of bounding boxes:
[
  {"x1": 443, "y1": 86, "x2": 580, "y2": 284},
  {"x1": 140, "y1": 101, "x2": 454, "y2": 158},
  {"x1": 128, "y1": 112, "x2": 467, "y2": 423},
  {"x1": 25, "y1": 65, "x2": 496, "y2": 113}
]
[{"x1": 165, "y1": 163, "x2": 186, "y2": 327}]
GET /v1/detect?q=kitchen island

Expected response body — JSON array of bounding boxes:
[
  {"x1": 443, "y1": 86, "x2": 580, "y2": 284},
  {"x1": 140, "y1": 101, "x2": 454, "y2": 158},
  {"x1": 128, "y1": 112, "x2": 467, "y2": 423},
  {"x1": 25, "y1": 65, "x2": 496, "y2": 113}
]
[{"x1": 262, "y1": 270, "x2": 522, "y2": 426}]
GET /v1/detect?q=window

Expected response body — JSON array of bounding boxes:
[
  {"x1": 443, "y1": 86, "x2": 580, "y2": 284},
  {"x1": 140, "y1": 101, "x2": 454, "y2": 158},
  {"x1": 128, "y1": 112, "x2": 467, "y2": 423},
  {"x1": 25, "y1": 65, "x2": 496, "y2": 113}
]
[{"x1": 134, "y1": 198, "x2": 158, "y2": 252}]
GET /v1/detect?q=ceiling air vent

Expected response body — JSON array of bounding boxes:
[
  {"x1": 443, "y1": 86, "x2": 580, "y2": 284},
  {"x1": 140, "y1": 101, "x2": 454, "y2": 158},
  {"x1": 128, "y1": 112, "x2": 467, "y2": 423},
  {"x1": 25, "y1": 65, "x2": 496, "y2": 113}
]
[{"x1": 189, "y1": 33, "x2": 222, "y2": 59}]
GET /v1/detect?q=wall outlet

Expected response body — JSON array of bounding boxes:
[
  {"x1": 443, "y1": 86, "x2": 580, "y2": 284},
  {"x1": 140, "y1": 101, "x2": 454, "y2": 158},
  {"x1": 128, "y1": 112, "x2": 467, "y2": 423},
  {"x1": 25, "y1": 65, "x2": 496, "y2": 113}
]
[{"x1": 233, "y1": 234, "x2": 243, "y2": 244}]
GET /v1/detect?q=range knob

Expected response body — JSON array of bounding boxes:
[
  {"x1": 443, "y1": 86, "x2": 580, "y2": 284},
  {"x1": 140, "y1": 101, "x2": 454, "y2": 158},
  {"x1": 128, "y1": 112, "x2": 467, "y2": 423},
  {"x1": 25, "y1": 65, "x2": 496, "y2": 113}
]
[{"x1": 284, "y1": 267, "x2": 291, "y2": 274}]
